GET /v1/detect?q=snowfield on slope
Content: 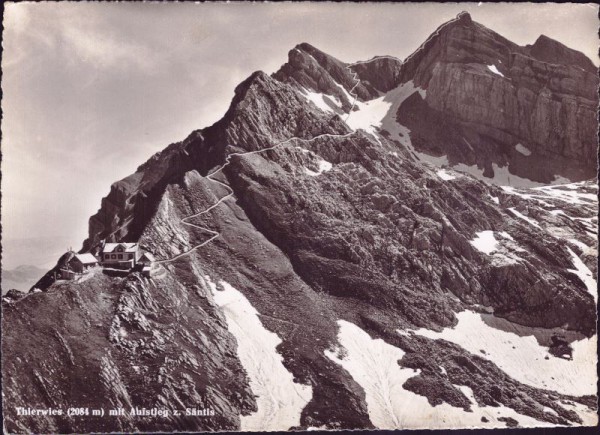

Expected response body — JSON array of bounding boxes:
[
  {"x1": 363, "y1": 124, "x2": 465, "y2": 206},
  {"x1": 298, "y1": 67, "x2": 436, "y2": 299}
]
[
  {"x1": 532, "y1": 184, "x2": 597, "y2": 205},
  {"x1": 502, "y1": 183, "x2": 598, "y2": 206},
  {"x1": 566, "y1": 246, "x2": 597, "y2": 302},
  {"x1": 410, "y1": 310, "x2": 598, "y2": 398},
  {"x1": 206, "y1": 276, "x2": 312, "y2": 431},
  {"x1": 339, "y1": 79, "x2": 425, "y2": 147},
  {"x1": 301, "y1": 88, "x2": 343, "y2": 115},
  {"x1": 326, "y1": 320, "x2": 553, "y2": 429}
]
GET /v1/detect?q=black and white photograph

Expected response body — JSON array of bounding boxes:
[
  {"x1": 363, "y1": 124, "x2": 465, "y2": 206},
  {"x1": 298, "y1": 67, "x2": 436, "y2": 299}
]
[{"x1": 1, "y1": 2, "x2": 598, "y2": 433}]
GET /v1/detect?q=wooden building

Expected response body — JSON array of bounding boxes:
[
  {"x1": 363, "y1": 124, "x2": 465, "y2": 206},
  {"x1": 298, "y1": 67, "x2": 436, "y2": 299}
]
[
  {"x1": 68, "y1": 253, "x2": 99, "y2": 273},
  {"x1": 138, "y1": 252, "x2": 155, "y2": 277}
]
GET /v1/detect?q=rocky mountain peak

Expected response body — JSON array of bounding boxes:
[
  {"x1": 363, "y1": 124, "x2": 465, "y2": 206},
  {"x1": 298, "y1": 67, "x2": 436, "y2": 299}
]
[
  {"x1": 399, "y1": 12, "x2": 520, "y2": 86},
  {"x1": 349, "y1": 56, "x2": 402, "y2": 93},
  {"x1": 275, "y1": 42, "x2": 378, "y2": 104},
  {"x1": 294, "y1": 42, "x2": 336, "y2": 61},
  {"x1": 395, "y1": 12, "x2": 598, "y2": 185},
  {"x1": 232, "y1": 70, "x2": 272, "y2": 96},
  {"x1": 528, "y1": 34, "x2": 596, "y2": 72},
  {"x1": 456, "y1": 11, "x2": 472, "y2": 24}
]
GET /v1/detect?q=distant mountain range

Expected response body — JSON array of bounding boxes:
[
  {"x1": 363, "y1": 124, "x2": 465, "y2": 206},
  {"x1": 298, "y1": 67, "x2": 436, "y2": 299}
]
[
  {"x1": 1, "y1": 264, "x2": 46, "y2": 295},
  {"x1": 3, "y1": 12, "x2": 598, "y2": 432}
]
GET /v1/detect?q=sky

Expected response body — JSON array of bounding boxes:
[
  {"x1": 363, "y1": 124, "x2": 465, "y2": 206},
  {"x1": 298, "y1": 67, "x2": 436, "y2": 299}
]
[{"x1": 1, "y1": 2, "x2": 598, "y2": 269}]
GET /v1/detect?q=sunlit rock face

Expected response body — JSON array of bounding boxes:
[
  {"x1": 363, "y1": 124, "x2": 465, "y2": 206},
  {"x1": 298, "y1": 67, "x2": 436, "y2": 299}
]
[
  {"x1": 396, "y1": 12, "x2": 598, "y2": 184},
  {"x1": 4, "y1": 11, "x2": 597, "y2": 433}
]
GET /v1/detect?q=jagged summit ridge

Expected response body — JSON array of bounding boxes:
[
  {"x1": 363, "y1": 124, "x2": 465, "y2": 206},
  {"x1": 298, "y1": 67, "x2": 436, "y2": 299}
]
[
  {"x1": 78, "y1": 12, "x2": 598, "y2": 254},
  {"x1": 393, "y1": 12, "x2": 598, "y2": 184},
  {"x1": 274, "y1": 42, "x2": 376, "y2": 104}
]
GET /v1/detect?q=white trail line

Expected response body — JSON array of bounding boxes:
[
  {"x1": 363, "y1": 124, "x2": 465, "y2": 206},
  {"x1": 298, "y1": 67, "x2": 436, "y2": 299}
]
[
  {"x1": 156, "y1": 11, "x2": 467, "y2": 265},
  {"x1": 157, "y1": 69, "x2": 361, "y2": 264}
]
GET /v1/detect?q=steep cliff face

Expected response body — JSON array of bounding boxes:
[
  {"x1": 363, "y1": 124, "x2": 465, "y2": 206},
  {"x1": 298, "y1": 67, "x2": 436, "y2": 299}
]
[
  {"x1": 350, "y1": 56, "x2": 403, "y2": 93},
  {"x1": 273, "y1": 43, "x2": 403, "y2": 104},
  {"x1": 527, "y1": 34, "x2": 597, "y2": 72},
  {"x1": 397, "y1": 12, "x2": 598, "y2": 183},
  {"x1": 4, "y1": 12, "x2": 598, "y2": 433}
]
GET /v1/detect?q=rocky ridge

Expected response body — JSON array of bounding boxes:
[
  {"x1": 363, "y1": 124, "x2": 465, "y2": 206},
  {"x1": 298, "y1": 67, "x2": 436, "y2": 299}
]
[{"x1": 396, "y1": 12, "x2": 598, "y2": 183}]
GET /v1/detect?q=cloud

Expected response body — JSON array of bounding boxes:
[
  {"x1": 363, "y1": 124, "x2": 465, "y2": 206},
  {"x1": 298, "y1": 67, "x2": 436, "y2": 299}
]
[
  {"x1": 3, "y1": 3, "x2": 161, "y2": 73},
  {"x1": 3, "y1": 2, "x2": 30, "y2": 34},
  {"x1": 2, "y1": 4, "x2": 53, "y2": 70},
  {"x1": 59, "y1": 21, "x2": 160, "y2": 72}
]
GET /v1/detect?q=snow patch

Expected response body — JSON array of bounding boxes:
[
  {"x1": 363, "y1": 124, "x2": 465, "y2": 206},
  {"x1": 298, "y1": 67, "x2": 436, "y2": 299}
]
[
  {"x1": 549, "y1": 209, "x2": 566, "y2": 216},
  {"x1": 343, "y1": 80, "x2": 424, "y2": 149},
  {"x1": 560, "y1": 182, "x2": 585, "y2": 190},
  {"x1": 508, "y1": 207, "x2": 542, "y2": 229},
  {"x1": 515, "y1": 143, "x2": 532, "y2": 156},
  {"x1": 470, "y1": 231, "x2": 498, "y2": 255},
  {"x1": 568, "y1": 239, "x2": 589, "y2": 251},
  {"x1": 410, "y1": 310, "x2": 597, "y2": 396},
  {"x1": 501, "y1": 186, "x2": 551, "y2": 206},
  {"x1": 326, "y1": 320, "x2": 552, "y2": 429},
  {"x1": 489, "y1": 195, "x2": 500, "y2": 205},
  {"x1": 206, "y1": 276, "x2": 312, "y2": 431},
  {"x1": 487, "y1": 64, "x2": 504, "y2": 77},
  {"x1": 344, "y1": 93, "x2": 392, "y2": 140},
  {"x1": 301, "y1": 88, "x2": 342, "y2": 114},
  {"x1": 566, "y1": 247, "x2": 597, "y2": 302},
  {"x1": 305, "y1": 158, "x2": 333, "y2": 176},
  {"x1": 325, "y1": 320, "x2": 406, "y2": 429},
  {"x1": 500, "y1": 185, "x2": 596, "y2": 208},
  {"x1": 532, "y1": 184, "x2": 597, "y2": 205},
  {"x1": 469, "y1": 231, "x2": 524, "y2": 264},
  {"x1": 437, "y1": 169, "x2": 457, "y2": 181}
]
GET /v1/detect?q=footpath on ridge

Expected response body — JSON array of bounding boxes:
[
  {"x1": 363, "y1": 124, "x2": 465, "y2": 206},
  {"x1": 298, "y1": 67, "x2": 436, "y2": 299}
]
[
  {"x1": 155, "y1": 13, "x2": 467, "y2": 264},
  {"x1": 156, "y1": 65, "x2": 362, "y2": 264}
]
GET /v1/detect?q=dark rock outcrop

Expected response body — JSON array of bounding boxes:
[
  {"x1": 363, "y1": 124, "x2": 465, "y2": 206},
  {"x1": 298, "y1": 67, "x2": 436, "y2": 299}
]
[
  {"x1": 350, "y1": 56, "x2": 403, "y2": 93},
  {"x1": 527, "y1": 34, "x2": 596, "y2": 73}
]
